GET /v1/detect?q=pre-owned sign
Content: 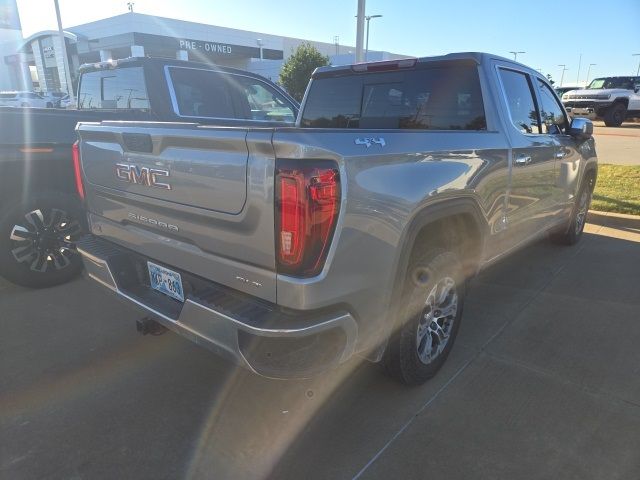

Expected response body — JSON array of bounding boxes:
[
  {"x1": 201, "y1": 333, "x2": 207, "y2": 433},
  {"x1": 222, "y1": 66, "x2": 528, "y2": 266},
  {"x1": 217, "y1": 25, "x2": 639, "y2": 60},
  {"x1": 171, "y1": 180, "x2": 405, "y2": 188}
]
[
  {"x1": 178, "y1": 39, "x2": 233, "y2": 54},
  {"x1": 131, "y1": 33, "x2": 284, "y2": 60}
]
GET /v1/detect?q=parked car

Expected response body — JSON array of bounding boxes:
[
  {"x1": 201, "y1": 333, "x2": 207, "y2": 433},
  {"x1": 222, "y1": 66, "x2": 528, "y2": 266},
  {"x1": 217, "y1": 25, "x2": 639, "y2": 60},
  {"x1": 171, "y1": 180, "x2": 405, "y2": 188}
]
[
  {"x1": 57, "y1": 94, "x2": 75, "y2": 109},
  {"x1": 74, "y1": 52, "x2": 598, "y2": 384},
  {"x1": 562, "y1": 76, "x2": 640, "y2": 126},
  {"x1": 0, "y1": 57, "x2": 298, "y2": 288},
  {"x1": 0, "y1": 91, "x2": 49, "y2": 108},
  {"x1": 41, "y1": 91, "x2": 68, "y2": 108}
]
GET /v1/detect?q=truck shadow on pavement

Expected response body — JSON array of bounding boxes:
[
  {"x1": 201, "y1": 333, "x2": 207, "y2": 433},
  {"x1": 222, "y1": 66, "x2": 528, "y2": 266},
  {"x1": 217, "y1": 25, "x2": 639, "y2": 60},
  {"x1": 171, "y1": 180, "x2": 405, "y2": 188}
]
[{"x1": 1, "y1": 227, "x2": 639, "y2": 480}]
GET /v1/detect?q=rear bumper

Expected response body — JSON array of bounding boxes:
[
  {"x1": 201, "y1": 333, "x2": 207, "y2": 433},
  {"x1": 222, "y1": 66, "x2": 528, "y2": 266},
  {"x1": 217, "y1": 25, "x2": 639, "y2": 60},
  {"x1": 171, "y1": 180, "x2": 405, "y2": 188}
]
[{"x1": 76, "y1": 235, "x2": 358, "y2": 379}]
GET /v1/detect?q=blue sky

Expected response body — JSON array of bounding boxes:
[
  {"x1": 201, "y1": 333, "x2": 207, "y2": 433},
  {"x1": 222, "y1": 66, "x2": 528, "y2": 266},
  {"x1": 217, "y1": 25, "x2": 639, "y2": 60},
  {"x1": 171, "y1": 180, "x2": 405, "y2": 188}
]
[{"x1": 16, "y1": 0, "x2": 640, "y2": 84}]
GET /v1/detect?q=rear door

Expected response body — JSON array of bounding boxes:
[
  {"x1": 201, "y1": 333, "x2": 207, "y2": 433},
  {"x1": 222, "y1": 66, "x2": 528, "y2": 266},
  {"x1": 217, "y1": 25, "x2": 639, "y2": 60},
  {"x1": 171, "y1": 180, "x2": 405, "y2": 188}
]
[{"x1": 496, "y1": 66, "x2": 558, "y2": 245}]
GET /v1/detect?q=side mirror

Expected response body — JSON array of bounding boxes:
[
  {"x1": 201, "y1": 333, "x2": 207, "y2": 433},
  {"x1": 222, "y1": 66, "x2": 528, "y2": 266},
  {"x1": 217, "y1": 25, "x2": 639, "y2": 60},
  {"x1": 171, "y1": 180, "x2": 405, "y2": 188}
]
[{"x1": 569, "y1": 117, "x2": 593, "y2": 140}]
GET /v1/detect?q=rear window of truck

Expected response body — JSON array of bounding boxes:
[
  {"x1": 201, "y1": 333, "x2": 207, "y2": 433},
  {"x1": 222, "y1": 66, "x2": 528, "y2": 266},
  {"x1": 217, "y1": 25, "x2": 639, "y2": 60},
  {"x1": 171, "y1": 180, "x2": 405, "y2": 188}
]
[
  {"x1": 79, "y1": 67, "x2": 150, "y2": 110},
  {"x1": 301, "y1": 65, "x2": 486, "y2": 130}
]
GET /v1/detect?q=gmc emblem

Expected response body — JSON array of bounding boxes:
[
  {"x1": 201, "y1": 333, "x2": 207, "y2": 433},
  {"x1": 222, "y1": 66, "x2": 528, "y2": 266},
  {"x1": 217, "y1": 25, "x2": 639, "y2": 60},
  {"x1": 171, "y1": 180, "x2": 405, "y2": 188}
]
[{"x1": 115, "y1": 163, "x2": 171, "y2": 190}]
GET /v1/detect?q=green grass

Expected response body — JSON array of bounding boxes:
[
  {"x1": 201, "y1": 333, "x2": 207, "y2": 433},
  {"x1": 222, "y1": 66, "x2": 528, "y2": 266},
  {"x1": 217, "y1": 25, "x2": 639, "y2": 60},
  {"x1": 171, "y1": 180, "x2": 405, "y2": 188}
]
[{"x1": 591, "y1": 164, "x2": 640, "y2": 216}]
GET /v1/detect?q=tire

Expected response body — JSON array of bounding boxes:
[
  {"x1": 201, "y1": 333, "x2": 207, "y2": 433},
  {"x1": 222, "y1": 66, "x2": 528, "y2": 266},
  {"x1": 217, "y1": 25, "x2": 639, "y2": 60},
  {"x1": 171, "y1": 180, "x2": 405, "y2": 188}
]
[
  {"x1": 383, "y1": 248, "x2": 465, "y2": 385},
  {"x1": 603, "y1": 103, "x2": 626, "y2": 127},
  {"x1": 550, "y1": 176, "x2": 593, "y2": 246},
  {"x1": 0, "y1": 192, "x2": 85, "y2": 288}
]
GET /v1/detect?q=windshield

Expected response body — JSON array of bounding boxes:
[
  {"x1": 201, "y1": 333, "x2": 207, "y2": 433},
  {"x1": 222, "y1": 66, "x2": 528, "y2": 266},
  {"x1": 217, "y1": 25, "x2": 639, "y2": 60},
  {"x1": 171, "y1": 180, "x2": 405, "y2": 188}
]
[{"x1": 587, "y1": 77, "x2": 637, "y2": 90}]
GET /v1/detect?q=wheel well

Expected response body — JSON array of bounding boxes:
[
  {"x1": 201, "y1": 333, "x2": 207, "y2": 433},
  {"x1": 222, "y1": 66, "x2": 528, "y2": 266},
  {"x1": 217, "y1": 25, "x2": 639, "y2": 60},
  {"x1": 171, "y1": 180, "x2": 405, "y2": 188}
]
[
  {"x1": 612, "y1": 98, "x2": 629, "y2": 109},
  {"x1": 583, "y1": 167, "x2": 597, "y2": 192},
  {"x1": 409, "y1": 213, "x2": 483, "y2": 280}
]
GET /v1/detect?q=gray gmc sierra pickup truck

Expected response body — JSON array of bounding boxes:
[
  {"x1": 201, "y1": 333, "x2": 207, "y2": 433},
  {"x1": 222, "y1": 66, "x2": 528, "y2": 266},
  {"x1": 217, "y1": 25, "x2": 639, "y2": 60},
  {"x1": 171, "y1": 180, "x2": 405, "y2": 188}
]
[{"x1": 74, "y1": 52, "x2": 597, "y2": 385}]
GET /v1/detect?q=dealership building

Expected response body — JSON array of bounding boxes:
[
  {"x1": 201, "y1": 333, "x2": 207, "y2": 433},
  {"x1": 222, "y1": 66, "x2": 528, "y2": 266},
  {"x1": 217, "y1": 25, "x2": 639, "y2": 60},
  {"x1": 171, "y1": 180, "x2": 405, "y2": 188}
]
[{"x1": 3, "y1": 11, "x2": 408, "y2": 94}]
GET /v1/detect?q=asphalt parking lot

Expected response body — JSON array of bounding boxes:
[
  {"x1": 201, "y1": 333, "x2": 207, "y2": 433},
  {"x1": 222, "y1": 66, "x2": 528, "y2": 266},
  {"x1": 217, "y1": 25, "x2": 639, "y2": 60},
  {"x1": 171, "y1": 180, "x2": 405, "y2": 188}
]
[
  {"x1": 592, "y1": 121, "x2": 640, "y2": 165},
  {"x1": 1, "y1": 211, "x2": 639, "y2": 480},
  {"x1": 2, "y1": 122, "x2": 640, "y2": 479}
]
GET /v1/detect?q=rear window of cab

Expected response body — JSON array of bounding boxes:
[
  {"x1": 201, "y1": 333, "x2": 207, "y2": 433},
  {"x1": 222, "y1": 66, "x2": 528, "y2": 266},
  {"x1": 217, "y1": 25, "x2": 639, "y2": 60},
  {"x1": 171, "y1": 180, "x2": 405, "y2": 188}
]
[{"x1": 301, "y1": 65, "x2": 486, "y2": 130}]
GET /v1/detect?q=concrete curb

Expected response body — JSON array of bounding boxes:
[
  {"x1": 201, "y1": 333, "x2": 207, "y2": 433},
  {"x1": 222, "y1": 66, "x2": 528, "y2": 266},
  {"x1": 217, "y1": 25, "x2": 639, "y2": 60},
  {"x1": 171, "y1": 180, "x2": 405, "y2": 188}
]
[{"x1": 587, "y1": 210, "x2": 640, "y2": 231}]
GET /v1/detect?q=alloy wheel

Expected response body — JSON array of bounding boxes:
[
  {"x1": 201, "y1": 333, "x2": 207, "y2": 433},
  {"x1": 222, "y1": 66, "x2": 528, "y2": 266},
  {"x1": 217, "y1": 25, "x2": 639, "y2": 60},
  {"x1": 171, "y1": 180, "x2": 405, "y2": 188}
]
[
  {"x1": 9, "y1": 208, "x2": 82, "y2": 272},
  {"x1": 415, "y1": 276, "x2": 458, "y2": 364},
  {"x1": 574, "y1": 189, "x2": 590, "y2": 236}
]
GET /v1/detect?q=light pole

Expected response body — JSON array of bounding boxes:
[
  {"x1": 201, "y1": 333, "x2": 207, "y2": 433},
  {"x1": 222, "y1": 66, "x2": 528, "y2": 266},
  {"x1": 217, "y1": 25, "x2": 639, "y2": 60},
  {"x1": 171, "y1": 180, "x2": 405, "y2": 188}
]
[
  {"x1": 634, "y1": 54, "x2": 640, "y2": 76},
  {"x1": 509, "y1": 51, "x2": 525, "y2": 61},
  {"x1": 558, "y1": 64, "x2": 568, "y2": 86},
  {"x1": 576, "y1": 53, "x2": 582, "y2": 85},
  {"x1": 585, "y1": 63, "x2": 596, "y2": 84},
  {"x1": 53, "y1": 0, "x2": 74, "y2": 102},
  {"x1": 364, "y1": 14, "x2": 382, "y2": 61},
  {"x1": 355, "y1": 0, "x2": 365, "y2": 62}
]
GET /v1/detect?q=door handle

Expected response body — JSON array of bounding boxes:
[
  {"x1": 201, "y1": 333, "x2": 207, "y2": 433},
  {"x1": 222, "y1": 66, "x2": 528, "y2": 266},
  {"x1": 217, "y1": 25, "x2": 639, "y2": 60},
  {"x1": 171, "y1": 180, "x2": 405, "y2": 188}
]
[
  {"x1": 555, "y1": 151, "x2": 567, "y2": 159},
  {"x1": 514, "y1": 155, "x2": 532, "y2": 166}
]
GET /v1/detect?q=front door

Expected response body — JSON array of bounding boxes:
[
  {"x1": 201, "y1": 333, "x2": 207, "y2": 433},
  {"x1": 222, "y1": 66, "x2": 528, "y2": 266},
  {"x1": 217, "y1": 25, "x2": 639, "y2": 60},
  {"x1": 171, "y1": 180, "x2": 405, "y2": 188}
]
[
  {"x1": 534, "y1": 78, "x2": 582, "y2": 220},
  {"x1": 497, "y1": 67, "x2": 558, "y2": 247}
]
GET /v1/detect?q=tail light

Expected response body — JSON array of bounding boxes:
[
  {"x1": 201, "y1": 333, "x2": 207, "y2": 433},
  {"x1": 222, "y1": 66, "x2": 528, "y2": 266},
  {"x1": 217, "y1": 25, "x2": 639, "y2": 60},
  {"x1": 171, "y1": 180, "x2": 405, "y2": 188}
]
[
  {"x1": 72, "y1": 141, "x2": 85, "y2": 200},
  {"x1": 276, "y1": 159, "x2": 340, "y2": 277}
]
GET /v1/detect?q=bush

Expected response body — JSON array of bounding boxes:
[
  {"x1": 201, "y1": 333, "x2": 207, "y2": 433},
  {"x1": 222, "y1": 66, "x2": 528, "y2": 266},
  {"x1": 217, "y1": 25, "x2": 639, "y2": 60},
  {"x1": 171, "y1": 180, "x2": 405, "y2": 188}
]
[{"x1": 279, "y1": 43, "x2": 329, "y2": 102}]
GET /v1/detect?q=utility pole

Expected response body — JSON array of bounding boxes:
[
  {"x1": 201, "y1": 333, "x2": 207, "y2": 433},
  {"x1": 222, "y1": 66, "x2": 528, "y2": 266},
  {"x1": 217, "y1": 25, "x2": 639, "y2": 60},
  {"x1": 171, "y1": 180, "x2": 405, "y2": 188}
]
[
  {"x1": 53, "y1": 0, "x2": 74, "y2": 102},
  {"x1": 585, "y1": 63, "x2": 596, "y2": 84},
  {"x1": 364, "y1": 15, "x2": 382, "y2": 61},
  {"x1": 634, "y1": 54, "x2": 640, "y2": 76},
  {"x1": 355, "y1": 0, "x2": 365, "y2": 63},
  {"x1": 509, "y1": 51, "x2": 525, "y2": 61},
  {"x1": 558, "y1": 64, "x2": 568, "y2": 86}
]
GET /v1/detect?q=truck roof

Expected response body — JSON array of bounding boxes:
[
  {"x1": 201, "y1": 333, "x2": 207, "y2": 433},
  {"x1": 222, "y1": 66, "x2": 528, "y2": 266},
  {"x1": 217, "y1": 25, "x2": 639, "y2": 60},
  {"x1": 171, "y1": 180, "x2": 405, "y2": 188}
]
[
  {"x1": 590, "y1": 76, "x2": 640, "y2": 80},
  {"x1": 312, "y1": 52, "x2": 539, "y2": 78},
  {"x1": 78, "y1": 56, "x2": 267, "y2": 79}
]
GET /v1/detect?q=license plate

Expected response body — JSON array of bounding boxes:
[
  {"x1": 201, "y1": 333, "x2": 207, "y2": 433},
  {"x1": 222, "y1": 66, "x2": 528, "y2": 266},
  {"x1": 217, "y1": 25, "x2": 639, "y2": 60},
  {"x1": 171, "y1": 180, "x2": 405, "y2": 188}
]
[{"x1": 148, "y1": 261, "x2": 184, "y2": 302}]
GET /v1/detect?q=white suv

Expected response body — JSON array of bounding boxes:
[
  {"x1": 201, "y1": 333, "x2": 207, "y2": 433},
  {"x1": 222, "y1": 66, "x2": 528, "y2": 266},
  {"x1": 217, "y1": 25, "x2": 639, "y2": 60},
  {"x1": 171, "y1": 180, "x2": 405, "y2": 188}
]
[
  {"x1": 562, "y1": 76, "x2": 640, "y2": 127},
  {"x1": 0, "y1": 91, "x2": 49, "y2": 108}
]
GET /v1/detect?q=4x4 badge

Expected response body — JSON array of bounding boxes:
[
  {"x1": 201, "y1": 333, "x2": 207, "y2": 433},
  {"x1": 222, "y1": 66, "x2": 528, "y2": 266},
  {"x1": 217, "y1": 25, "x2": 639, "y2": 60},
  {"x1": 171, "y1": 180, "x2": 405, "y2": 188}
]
[{"x1": 355, "y1": 137, "x2": 386, "y2": 148}]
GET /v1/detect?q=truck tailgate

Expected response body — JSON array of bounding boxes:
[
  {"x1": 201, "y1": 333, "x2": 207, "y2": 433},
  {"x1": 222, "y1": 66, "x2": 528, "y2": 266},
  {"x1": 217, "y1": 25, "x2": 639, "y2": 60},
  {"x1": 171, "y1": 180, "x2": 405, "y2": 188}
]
[
  {"x1": 81, "y1": 123, "x2": 248, "y2": 213},
  {"x1": 77, "y1": 122, "x2": 277, "y2": 302}
]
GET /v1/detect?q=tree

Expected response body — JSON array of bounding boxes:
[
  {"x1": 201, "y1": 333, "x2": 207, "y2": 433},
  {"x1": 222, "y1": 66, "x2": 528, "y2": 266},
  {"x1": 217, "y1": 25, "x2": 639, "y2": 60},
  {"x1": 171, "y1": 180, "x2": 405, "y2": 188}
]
[
  {"x1": 279, "y1": 43, "x2": 329, "y2": 102},
  {"x1": 546, "y1": 73, "x2": 555, "y2": 86}
]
